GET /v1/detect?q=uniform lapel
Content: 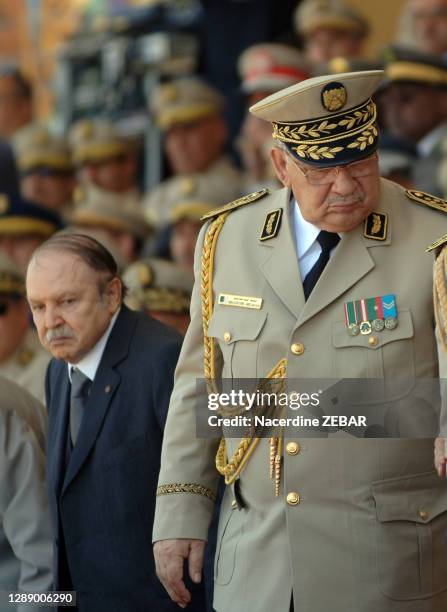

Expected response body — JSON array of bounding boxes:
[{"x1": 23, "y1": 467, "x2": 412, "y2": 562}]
[
  {"x1": 259, "y1": 188, "x2": 305, "y2": 320},
  {"x1": 61, "y1": 307, "x2": 137, "y2": 495},
  {"x1": 297, "y1": 207, "x2": 392, "y2": 327}
]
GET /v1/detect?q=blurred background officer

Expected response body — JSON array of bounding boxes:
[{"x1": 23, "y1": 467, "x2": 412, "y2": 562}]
[
  {"x1": 69, "y1": 119, "x2": 141, "y2": 197},
  {"x1": 381, "y1": 46, "x2": 447, "y2": 196},
  {"x1": 0, "y1": 252, "x2": 50, "y2": 403},
  {"x1": 0, "y1": 376, "x2": 52, "y2": 612},
  {"x1": 69, "y1": 189, "x2": 151, "y2": 265},
  {"x1": 124, "y1": 257, "x2": 194, "y2": 335},
  {"x1": 145, "y1": 76, "x2": 243, "y2": 228},
  {"x1": 0, "y1": 67, "x2": 33, "y2": 141},
  {"x1": 237, "y1": 43, "x2": 310, "y2": 192},
  {"x1": 26, "y1": 233, "x2": 205, "y2": 612},
  {"x1": 0, "y1": 192, "x2": 63, "y2": 273},
  {"x1": 154, "y1": 177, "x2": 239, "y2": 270},
  {"x1": 294, "y1": 0, "x2": 369, "y2": 67},
  {"x1": 13, "y1": 124, "x2": 75, "y2": 218},
  {"x1": 398, "y1": 0, "x2": 447, "y2": 56}
]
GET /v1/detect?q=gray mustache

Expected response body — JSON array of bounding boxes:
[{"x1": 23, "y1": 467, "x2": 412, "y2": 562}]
[{"x1": 45, "y1": 326, "x2": 76, "y2": 343}]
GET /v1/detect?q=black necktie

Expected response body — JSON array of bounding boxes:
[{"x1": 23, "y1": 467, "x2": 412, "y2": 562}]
[
  {"x1": 70, "y1": 368, "x2": 91, "y2": 445},
  {"x1": 303, "y1": 230, "x2": 340, "y2": 300}
]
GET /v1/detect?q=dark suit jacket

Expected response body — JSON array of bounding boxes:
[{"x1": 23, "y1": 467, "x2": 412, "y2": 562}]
[{"x1": 45, "y1": 306, "x2": 206, "y2": 612}]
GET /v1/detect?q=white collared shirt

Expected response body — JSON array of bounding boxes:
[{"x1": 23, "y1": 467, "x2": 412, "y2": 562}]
[
  {"x1": 68, "y1": 309, "x2": 120, "y2": 383},
  {"x1": 291, "y1": 199, "x2": 340, "y2": 280}
]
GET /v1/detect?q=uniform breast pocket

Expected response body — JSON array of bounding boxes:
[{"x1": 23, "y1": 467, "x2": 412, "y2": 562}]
[
  {"x1": 207, "y1": 308, "x2": 267, "y2": 379},
  {"x1": 332, "y1": 309, "x2": 415, "y2": 399},
  {"x1": 372, "y1": 471, "x2": 447, "y2": 600}
]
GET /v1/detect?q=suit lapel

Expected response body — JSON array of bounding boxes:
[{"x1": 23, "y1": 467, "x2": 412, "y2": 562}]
[
  {"x1": 61, "y1": 306, "x2": 137, "y2": 495},
  {"x1": 49, "y1": 364, "x2": 70, "y2": 497},
  {"x1": 259, "y1": 188, "x2": 305, "y2": 320}
]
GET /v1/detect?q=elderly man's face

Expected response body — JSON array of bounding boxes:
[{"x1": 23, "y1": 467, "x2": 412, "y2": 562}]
[
  {"x1": 26, "y1": 251, "x2": 120, "y2": 363},
  {"x1": 0, "y1": 295, "x2": 29, "y2": 362},
  {"x1": 412, "y1": 0, "x2": 447, "y2": 55},
  {"x1": 164, "y1": 115, "x2": 227, "y2": 174},
  {"x1": 271, "y1": 148, "x2": 380, "y2": 233}
]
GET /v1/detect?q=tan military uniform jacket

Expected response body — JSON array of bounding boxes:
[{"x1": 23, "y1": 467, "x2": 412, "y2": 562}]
[
  {"x1": 154, "y1": 179, "x2": 447, "y2": 612},
  {"x1": 0, "y1": 330, "x2": 51, "y2": 404},
  {"x1": 143, "y1": 156, "x2": 244, "y2": 228},
  {"x1": 0, "y1": 376, "x2": 52, "y2": 611}
]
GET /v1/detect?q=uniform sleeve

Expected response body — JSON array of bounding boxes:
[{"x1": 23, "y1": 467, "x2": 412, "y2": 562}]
[
  {"x1": 153, "y1": 223, "x2": 222, "y2": 542},
  {"x1": 0, "y1": 409, "x2": 53, "y2": 598}
]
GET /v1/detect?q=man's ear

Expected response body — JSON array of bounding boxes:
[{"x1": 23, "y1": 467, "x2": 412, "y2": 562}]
[
  {"x1": 270, "y1": 147, "x2": 292, "y2": 187},
  {"x1": 106, "y1": 277, "x2": 122, "y2": 312}
]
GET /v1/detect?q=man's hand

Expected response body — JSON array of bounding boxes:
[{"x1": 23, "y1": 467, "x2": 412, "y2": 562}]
[
  {"x1": 434, "y1": 437, "x2": 447, "y2": 478},
  {"x1": 154, "y1": 539, "x2": 206, "y2": 609}
]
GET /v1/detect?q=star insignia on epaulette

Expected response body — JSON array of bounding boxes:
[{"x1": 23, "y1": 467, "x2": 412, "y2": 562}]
[
  {"x1": 405, "y1": 189, "x2": 447, "y2": 214},
  {"x1": 200, "y1": 189, "x2": 269, "y2": 221},
  {"x1": 426, "y1": 233, "x2": 447, "y2": 253}
]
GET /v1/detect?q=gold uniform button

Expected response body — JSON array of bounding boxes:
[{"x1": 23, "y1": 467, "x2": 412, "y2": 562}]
[
  {"x1": 291, "y1": 342, "x2": 304, "y2": 355},
  {"x1": 419, "y1": 509, "x2": 429, "y2": 521},
  {"x1": 286, "y1": 491, "x2": 300, "y2": 506},
  {"x1": 286, "y1": 442, "x2": 300, "y2": 456},
  {"x1": 223, "y1": 332, "x2": 232, "y2": 343},
  {"x1": 368, "y1": 336, "x2": 378, "y2": 347}
]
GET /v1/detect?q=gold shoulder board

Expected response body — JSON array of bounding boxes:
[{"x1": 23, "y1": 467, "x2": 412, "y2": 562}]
[
  {"x1": 405, "y1": 189, "x2": 447, "y2": 214},
  {"x1": 426, "y1": 233, "x2": 447, "y2": 253},
  {"x1": 200, "y1": 188, "x2": 269, "y2": 221}
]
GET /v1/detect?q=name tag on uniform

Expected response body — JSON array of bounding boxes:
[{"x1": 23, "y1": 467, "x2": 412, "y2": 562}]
[{"x1": 218, "y1": 293, "x2": 263, "y2": 309}]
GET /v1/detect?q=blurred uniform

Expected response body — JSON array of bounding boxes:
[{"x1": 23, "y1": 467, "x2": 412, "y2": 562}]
[
  {"x1": 144, "y1": 77, "x2": 244, "y2": 228},
  {"x1": 69, "y1": 187, "x2": 151, "y2": 264},
  {"x1": 294, "y1": 0, "x2": 369, "y2": 66},
  {"x1": 0, "y1": 252, "x2": 50, "y2": 403},
  {"x1": 382, "y1": 46, "x2": 447, "y2": 196},
  {"x1": 155, "y1": 176, "x2": 242, "y2": 270},
  {"x1": 13, "y1": 124, "x2": 75, "y2": 217},
  {"x1": 124, "y1": 257, "x2": 194, "y2": 335},
  {"x1": 0, "y1": 191, "x2": 62, "y2": 273},
  {"x1": 237, "y1": 43, "x2": 310, "y2": 192},
  {"x1": 69, "y1": 119, "x2": 141, "y2": 197},
  {"x1": 0, "y1": 375, "x2": 52, "y2": 612}
]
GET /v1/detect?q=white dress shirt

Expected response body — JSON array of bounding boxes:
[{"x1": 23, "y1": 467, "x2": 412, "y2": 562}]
[
  {"x1": 291, "y1": 198, "x2": 340, "y2": 280},
  {"x1": 68, "y1": 309, "x2": 120, "y2": 383}
]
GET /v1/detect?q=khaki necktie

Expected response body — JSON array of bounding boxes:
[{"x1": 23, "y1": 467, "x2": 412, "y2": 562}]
[{"x1": 70, "y1": 368, "x2": 91, "y2": 445}]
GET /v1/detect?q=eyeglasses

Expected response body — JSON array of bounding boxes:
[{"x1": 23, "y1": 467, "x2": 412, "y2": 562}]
[{"x1": 288, "y1": 153, "x2": 378, "y2": 186}]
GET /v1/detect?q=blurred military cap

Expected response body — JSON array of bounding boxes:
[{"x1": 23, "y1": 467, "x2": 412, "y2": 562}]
[
  {"x1": 0, "y1": 191, "x2": 63, "y2": 237},
  {"x1": 383, "y1": 45, "x2": 447, "y2": 88},
  {"x1": 124, "y1": 257, "x2": 194, "y2": 313},
  {"x1": 0, "y1": 251, "x2": 24, "y2": 295},
  {"x1": 238, "y1": 43, "x2": 310, "y2": 94},
  {"x1": 70, "y1": 187, "x2": 151, "y2": 240},
  {"x1": 69, "y1": 119, "x2": 135, "y2": 165},
  {"x1": 294, "y1": 0, "x2": 369, "y2": 37},
  {"x1": 168, "y1": 176, "x2": 238, "y2": 224},
  {"x1": 13, "y1": 124, "x2": 73, "y2": 174},
  {"x1": 151, "y1": 76, "x2": 225, "y2": 131},
  {"x1": 250, "y1": 70, "x2": 383, "y2": 167}
]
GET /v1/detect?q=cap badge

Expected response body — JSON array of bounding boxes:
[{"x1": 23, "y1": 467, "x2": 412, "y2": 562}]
[
  {"x1": 180, "y1": 177, "x2": 196, "y2": 197},
  {"x1": 160, "y1": 84, "x2": 178, "y2": 104},
  {"x1": 137, "y1": 263, "x2": 152, "y2": 288},
  {"x1": 321, "y1": 82, "x2": 347, "y2": 112}
]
